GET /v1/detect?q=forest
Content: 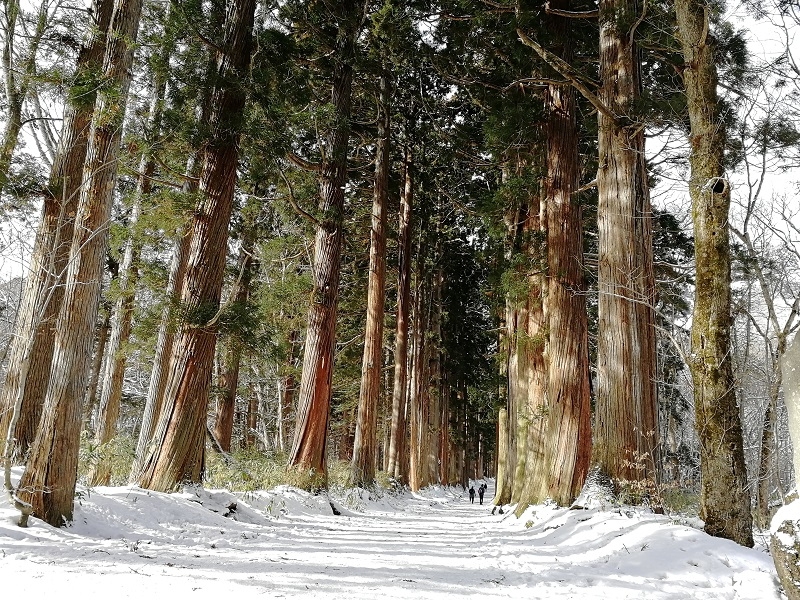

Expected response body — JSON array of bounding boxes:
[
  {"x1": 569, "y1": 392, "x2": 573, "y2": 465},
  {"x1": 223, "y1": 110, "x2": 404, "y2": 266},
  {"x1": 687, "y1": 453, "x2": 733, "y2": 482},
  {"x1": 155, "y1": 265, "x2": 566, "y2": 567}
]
[{"x1": 1, "y1": 0, "x2": 800, "y2": 580}]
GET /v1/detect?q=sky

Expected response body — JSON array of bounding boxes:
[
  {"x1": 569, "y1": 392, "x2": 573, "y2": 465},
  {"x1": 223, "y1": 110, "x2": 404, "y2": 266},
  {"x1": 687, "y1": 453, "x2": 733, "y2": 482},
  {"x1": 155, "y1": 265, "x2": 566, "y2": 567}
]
[{"x1": 0, "y1": 475, "x2": 783, "y2": 599}]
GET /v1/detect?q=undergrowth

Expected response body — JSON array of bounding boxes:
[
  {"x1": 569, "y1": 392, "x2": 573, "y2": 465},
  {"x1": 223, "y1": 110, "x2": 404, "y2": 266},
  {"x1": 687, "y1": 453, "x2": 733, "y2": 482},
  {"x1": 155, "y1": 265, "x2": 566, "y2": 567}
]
[
  {"x1": 78, "y1": 432, "x2": 136, "y2": 485},
  {"x1": 76, "y1": 431, "x2": 398, "y2": 496}
]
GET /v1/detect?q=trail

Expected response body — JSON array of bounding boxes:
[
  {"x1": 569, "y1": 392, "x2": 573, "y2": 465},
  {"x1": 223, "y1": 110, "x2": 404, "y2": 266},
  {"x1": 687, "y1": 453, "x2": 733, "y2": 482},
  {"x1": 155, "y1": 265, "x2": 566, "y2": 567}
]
[{"x1": 0, "y1": 480, "x2": 781, "y2": 599}]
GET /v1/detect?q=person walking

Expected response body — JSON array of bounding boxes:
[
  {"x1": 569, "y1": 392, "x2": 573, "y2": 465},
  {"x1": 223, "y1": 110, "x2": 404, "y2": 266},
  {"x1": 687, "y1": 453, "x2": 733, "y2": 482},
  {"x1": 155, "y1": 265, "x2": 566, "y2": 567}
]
[
  {"x1": 478, "y1": 484, "x2": 485, "y2": 505},
  {"x1": 469, "y1": 486, "x2": 475, "y2": 504}
]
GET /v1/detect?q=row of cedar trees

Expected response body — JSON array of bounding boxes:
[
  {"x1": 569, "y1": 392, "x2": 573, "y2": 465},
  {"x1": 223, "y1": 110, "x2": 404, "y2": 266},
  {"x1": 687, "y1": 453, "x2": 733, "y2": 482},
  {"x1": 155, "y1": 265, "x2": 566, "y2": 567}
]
[
  {"x1": 0, "y1": 0, "x2": 495, "y2": 527},
  {"x1": 0, "y1": 0, "x2": 754, "y2": 549}
]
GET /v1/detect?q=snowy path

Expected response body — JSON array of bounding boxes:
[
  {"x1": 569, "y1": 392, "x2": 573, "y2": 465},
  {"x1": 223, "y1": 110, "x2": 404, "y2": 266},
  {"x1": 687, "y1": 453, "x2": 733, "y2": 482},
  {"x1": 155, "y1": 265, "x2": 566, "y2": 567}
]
[{"x1": 0, "y1": 481, "x2": 782, "y2": 599}]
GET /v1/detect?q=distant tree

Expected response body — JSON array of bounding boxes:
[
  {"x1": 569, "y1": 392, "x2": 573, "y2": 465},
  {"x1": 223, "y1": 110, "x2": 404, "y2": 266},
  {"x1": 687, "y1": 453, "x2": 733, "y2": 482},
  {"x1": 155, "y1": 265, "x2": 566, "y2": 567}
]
[
  {"x1": 0, "y1": 0, "x2": 57, "y2": 195},
  {"x1": 212, "y1": 199, "x2": 263, "y2": 452}
]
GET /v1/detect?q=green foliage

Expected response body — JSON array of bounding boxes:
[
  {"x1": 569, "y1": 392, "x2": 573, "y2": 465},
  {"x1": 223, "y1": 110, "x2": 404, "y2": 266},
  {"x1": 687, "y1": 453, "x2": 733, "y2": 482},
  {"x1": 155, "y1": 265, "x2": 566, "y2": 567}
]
[
  {"x1": 78, "y1": 433, "x2": 137, "y2": 486},
  {"x1": 178, "y1": 299, "x2": 220, "y2": 327},
  {"x1": 205, "y1": 449, "x2": 291, "y2": 492},
  {"x1": 67, "y1": 64, "x2": 106, "y2": 110},
  {"x1": 204, "y1": 450, "x2": 387, "y2": 493},
  {"x1": 653, "y1": 209, "x2": 694, "y2": 318},
  {"x1": 1, "y1": 153, "x2": 48, "y2": 212},
  {"x1": 660, "y1": 488, "x2": 700, "y2": 517}
]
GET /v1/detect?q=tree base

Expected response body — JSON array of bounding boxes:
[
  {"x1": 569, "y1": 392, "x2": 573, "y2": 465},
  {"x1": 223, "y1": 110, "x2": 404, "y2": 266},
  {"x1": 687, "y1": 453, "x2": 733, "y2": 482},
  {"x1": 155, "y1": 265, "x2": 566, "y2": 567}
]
[{"x1": 770, "y1": 501, "x2": 800, "y2": 600}]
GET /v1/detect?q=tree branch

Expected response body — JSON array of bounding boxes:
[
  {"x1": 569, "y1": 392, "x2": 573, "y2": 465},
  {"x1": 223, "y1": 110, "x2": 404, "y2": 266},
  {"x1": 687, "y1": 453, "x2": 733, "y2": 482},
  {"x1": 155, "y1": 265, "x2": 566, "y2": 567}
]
[
  {"x1": 628, "y1": 0, "x2": 647, "y2": 48},
  {"x1": 287, "y1": 151, "x2": 322, "y2": 172},
  {"x1": 575, "y1": 178, "x2": 597, "y2": 193},
  {"x1": 152, "y1": 153, "x2": 199, "y2": 186},
  {"x1": 516, "y1": 28, "x2": 618, "y2": 124},
  {"x1": 278, "y1": 168, "x2": 321, "y2": 228},
  {"x1": 544, "y1": 1, "x2": 598, "y2": 18}
]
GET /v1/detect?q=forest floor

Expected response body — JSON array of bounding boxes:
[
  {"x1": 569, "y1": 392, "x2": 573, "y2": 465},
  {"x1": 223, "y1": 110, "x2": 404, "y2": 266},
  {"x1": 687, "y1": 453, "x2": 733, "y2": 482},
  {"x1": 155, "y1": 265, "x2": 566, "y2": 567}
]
[{"x1": 0, "y1": 475, "x2": 784, "y2": 599}]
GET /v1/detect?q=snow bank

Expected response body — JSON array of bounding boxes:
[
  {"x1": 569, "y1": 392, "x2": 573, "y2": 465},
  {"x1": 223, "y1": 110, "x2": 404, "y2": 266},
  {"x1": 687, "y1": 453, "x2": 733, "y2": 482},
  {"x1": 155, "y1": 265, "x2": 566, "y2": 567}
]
[{"x1": 0, "y1": 479, "x2": 784, "y2": 599}]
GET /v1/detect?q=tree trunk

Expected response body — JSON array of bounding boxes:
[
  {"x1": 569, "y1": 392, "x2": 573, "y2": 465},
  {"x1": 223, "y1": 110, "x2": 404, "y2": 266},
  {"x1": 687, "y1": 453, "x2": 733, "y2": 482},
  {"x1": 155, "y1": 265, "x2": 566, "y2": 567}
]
[
  {"x1": 129, "y1": 226, "x2": 191, "y2": 480},
  {"x1": 676, "y1": 0, "x2": 753, "y2": 547},
  {"x1": 494, "y1": 408, "x2": 509, "y2": 504},
  {"x1": 289, "y1": 2, "x2": 363, "y2": 483},
  {"x1": 523, "y1": 5, "x2": 592, "y2": 507},
  {"x1": 494, "y1": 308, "x2": 511, "y2": 503},
  {"x1": 757, "y1": 397, "x2": 776, "y2": 527},
  {"x1": 88, "y1": 193, "x2": 143, "y2": 486},
  {"x1": 129, "y1": 0, "x2": 219, "y2": 483},
  {"x1": 427, "y1": 265, "x2": 443, "y2": 485},
  {"x1": 504, "y1": 300, "x2": 522, "y2": 502},
  {"x1": 351, "y1": 72, "x2": 391, "y2": 487},
  {"x1": 0, "y1": 0, "x2": 48, "y2": 193},
  {"x1": 439, "y1": 373, "x2": 450, "y2": 484},
  {"x1": 0, "y1": 0, "x2": 113, "y2": 460},
  {"x1": 521, "y1": 195, "x2": 548, "y2": 507},
  {"x1": 246, "y1": 382, "x2": 259, "y2": 449},
  {"x1": 83, "y1": 302, "x2": 112, "y2": 431},
  {"x1": 277, "y1": 330, "x2": 298, "y2": 453},
  {"x1": 18, "y1": 0, "x2": 144, "y2": 526},
  {"x1": 136, "y1": 0, "x2": 256, "y2": 492},
  {"x1": 593, "y1": 0, "x2": 659, "y2": 485},
  {"x1": 497, "y1": 195, "x2": 525, "y2": 504},
  {"x1": 408, "y1": 230, "x2": 431, "y2": 491},
  {"x1": 387, "y1": 147, "x2": 413, "y2": 482},
  {"x1": 213, "y1": 233, "x2": 257, "y2": 452},
  {"x1": 213, "y1": 347, "x2": 239, "y2": 454}
]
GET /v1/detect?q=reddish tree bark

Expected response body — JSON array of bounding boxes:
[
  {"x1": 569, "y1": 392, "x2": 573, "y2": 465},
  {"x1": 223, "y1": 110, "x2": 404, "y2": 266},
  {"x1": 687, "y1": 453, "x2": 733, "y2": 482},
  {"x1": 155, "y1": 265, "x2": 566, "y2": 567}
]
[
  {"x1": 517, "y1": 3, "x2": 591, "y2": 509},
  {"x1": 593, "y1": 0, "x2": 659, "y2": 485},
  {"x1": 289, "y1": 2, "x2": 364, "y2": 483},
  {"x1": 136, "y1": 0, "x2": 257, "y2": 492}
]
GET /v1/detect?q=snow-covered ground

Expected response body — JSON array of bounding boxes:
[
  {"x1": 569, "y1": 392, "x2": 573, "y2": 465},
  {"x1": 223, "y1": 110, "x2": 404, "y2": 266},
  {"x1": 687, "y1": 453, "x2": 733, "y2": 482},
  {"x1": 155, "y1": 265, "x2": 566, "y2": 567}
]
[{"x1": 0, "y1": 478, "x2": 783, "y2": 599}]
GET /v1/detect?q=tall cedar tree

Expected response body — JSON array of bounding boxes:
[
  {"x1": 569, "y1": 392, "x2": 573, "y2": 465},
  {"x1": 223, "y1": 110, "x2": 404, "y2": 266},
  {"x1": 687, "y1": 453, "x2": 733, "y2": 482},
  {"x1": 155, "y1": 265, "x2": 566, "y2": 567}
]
[
  {"x1": 0, "y1": 0, "x2": 113, "y2": 460},
  {"x1": 18, "y1": 0, "x2": 143, "y2": 526},
  {"x1": 516, "y1": 0, "x2": 592, "y2": 509},
  {"x1": 350, "y1": 71, "x2": 390, "y2": 487},
  {"x1": 386, "y1": 146, "x2": 413, "y2": 481},
  {"x1": 592, "y1": 0, "x2": 659, "y2": 485},
  {"x1": 288, "y1": 1, "x2": 366, "y2": 482},
  {"x1": 136, "y1": 0, "x2": 257, "y2": 491},
  {"x1": 676, "y1": 0, "x2": 753, "y2": 547}
]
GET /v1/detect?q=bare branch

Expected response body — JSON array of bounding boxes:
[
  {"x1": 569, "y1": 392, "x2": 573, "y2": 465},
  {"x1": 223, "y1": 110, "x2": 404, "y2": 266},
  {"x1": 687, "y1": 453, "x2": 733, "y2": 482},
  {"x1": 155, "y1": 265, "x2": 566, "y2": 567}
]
[
  {"x1": 544, "y1": 1, "x2": 598, "y2": 19},
  {"x1": 278, "y1": 168, "x2": 321, "y2": 228}
]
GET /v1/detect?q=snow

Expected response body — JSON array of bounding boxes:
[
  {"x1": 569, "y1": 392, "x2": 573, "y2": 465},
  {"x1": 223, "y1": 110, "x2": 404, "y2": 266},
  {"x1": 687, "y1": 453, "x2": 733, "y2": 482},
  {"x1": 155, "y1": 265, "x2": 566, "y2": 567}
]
[
  {"x1": 771, "y1": 499, "x2": 800, "y2": 551},
  {"x1": 0, "y1": 476, "x2": 782, "y2": 599}
]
